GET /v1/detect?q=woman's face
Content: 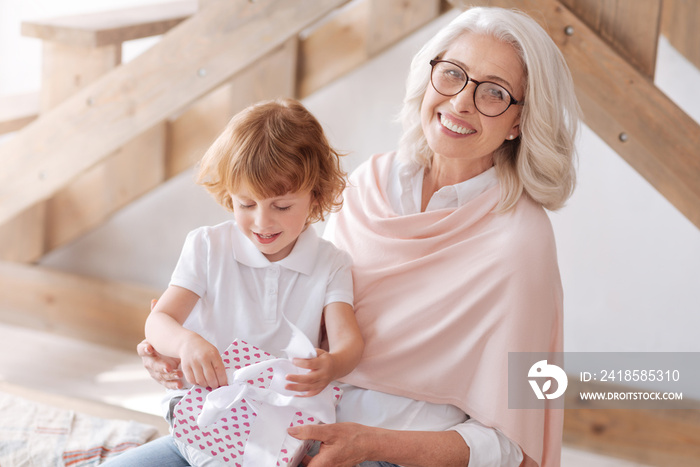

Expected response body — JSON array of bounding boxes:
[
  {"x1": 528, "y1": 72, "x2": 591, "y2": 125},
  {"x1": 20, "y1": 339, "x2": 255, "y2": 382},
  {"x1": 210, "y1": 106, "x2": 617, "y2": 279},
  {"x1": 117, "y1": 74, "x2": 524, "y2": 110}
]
[{"x1": 420, "y1": 32, "x2": 525, "y2": 172}]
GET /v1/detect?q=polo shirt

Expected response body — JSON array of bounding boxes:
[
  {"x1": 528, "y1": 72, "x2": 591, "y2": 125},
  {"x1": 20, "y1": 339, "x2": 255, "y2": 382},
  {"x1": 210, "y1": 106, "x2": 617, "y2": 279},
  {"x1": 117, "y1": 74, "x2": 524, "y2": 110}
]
[{"x1": 170, "y1": 220, "x2": 354, "y2": 358}]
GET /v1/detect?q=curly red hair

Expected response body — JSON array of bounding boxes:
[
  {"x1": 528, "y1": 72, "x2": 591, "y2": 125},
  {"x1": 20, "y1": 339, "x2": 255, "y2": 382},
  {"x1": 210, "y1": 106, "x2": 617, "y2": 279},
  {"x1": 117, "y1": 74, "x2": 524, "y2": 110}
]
[{"x1": 197, "y1": 98, "x2": 347, "y2": 223}]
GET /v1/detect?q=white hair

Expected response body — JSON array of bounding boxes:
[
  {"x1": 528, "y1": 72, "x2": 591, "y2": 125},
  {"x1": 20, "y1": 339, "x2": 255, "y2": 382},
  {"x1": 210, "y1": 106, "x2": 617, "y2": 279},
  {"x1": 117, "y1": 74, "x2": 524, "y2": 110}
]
[{"x1": 398, "y1": 6, "x2": 580, "y2": 211}]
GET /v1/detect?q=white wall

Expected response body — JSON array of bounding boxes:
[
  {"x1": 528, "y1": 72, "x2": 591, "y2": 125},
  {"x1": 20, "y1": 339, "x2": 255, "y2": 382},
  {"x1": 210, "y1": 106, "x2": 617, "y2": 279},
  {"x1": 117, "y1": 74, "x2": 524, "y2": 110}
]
[{"x1": 2, "y1": 2, "x2": 699, "y2": 354}]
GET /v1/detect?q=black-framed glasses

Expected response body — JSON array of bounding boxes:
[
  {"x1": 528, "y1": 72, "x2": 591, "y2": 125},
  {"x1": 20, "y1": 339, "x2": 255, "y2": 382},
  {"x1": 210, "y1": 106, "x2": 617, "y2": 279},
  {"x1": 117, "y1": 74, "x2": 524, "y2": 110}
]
[{"x1": 429, "y1": 59, "x2": 524, "y2": 117}]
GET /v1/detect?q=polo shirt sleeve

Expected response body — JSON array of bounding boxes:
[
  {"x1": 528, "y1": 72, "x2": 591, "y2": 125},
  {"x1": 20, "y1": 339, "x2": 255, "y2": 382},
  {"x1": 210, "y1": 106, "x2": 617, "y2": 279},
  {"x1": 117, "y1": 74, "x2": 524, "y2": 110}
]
[
  {"x1": 169, "y1": 227, "x2": 209, "y2": 298},
  {"x1": 324, "y1": 248, "x2": 354, "y2": 308}
]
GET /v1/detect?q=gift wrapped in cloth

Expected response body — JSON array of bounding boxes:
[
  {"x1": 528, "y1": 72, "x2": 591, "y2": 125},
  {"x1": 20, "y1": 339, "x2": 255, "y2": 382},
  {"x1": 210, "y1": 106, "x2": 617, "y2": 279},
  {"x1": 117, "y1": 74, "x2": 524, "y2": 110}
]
[{"x1": 172, "y1": 336, "x2": 342, "y2": 467}]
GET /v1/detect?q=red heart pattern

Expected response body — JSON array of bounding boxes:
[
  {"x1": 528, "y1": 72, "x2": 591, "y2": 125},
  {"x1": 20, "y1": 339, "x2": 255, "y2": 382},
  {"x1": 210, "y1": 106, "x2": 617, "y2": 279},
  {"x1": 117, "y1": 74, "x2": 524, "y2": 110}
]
[{"x1": 172, "y1": 339, "x2": 342, "y2": 467}]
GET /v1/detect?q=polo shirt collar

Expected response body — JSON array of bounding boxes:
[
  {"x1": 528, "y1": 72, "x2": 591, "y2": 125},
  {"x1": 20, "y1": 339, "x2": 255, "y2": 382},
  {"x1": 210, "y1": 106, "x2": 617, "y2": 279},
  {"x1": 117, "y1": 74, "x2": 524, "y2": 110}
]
[
  {"x1": 231, "y1": 222, "x2": 319, "y2": 275},
  {"x1": 277, "y1": 226, "x2": 319, "y2": 275}
]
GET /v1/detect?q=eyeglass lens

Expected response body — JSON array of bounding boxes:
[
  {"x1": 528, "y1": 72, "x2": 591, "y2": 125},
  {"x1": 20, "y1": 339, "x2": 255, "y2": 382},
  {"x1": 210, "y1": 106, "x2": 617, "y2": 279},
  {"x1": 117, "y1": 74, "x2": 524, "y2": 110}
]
[{"x1": 431, "y1": 61, "x2": 513, "y2": 117}]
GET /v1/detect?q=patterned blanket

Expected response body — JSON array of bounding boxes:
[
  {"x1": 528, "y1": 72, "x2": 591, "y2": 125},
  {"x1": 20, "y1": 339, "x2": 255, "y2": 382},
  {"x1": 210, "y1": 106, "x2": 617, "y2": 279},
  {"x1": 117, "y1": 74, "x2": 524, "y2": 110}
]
[{"x1": 0, "y1": 392, "x2": 158, "y2": 466}]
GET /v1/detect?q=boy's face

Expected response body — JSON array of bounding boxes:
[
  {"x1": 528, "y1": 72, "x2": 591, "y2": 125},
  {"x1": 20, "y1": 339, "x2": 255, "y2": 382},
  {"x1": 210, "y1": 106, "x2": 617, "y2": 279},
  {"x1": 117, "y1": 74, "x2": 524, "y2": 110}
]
[{"x1": 230, "y1": 186, "x2": 314, "y2": 262}]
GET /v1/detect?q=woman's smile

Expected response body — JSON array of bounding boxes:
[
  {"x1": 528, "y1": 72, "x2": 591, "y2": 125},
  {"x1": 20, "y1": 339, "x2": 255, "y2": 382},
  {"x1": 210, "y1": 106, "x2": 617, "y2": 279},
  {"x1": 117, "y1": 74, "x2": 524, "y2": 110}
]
[{"x1": 439, "y1": 113, "x2": 476, "y2": 135}]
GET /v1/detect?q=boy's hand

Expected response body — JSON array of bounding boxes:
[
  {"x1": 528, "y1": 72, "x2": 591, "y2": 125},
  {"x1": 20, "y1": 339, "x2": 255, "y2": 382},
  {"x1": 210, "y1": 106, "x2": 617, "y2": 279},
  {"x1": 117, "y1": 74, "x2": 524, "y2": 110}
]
[
  {"x1": 286, "y1": 349, "x2": 337, "y2": 397},
  {"x1": 179, "y1": 334, "x2": 228, "y2": 389}
]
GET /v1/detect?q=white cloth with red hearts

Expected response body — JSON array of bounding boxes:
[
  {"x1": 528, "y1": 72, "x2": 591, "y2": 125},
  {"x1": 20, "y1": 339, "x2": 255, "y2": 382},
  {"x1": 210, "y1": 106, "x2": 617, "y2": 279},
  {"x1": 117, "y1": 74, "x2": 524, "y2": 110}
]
[{"x1": 172, "y1": 335, "x2": 341, "y2": 467}]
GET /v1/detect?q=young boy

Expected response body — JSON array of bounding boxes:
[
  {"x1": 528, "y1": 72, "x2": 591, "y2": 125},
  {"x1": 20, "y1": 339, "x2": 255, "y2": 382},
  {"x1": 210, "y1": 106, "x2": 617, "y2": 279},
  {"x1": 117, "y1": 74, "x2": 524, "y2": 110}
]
[{"x1": 104, "y1": 98, "x2": 363, "y2": 466}]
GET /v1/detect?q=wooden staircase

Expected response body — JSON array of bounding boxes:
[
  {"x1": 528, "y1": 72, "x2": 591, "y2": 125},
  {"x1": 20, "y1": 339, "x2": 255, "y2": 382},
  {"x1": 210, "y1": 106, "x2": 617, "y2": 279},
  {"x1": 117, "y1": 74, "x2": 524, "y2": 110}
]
[
  {"x1": 0, "y1": 0, "x2": 449, "y2": 351},
  {"x1": 4, "y1": 0, "x2": 695, "y2": 348},
  {"x1": 0, "y1": 0, "x2": 451, "y2": 264},
  {"x1": 0, "y1": 1, "x2": 699, "y2": 464},
  {"x1": 2, "y1": 0, "x2": 698, "y2": 267}
]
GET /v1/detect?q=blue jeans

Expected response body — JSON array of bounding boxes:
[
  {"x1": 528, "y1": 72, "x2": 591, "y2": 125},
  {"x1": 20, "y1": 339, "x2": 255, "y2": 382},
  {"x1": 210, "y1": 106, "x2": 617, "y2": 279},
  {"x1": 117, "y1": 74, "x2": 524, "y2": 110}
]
[
  {"x1": 101, "y1": 435, "x2": 400, "y2": 467},
  {"x1": 100, "y1": 435, "x2": 189, "y2": 466},
  {"x1": 307, "y1": 441, "x2": 400, "y2": 467}
]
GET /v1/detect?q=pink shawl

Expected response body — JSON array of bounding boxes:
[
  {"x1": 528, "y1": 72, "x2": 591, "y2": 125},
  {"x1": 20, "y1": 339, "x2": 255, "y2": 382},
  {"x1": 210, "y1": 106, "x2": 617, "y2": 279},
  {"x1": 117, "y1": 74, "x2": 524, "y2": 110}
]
[{"x1": 331, "y1": 152, "x2": 563, "y2": 466}]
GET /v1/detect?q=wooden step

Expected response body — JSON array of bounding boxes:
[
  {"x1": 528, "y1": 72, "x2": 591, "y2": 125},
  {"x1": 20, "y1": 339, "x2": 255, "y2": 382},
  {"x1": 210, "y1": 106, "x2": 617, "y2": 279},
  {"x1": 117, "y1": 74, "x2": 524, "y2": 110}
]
[
  {"x1": 0, "y1": 92, "x2": 39, "y2": 135},
  {"x1": 21, "y1": 0, "x2": 197, "y2": 47},
  {"x1": 0, "y1": 261, "x2": 160, "y2": 352}
]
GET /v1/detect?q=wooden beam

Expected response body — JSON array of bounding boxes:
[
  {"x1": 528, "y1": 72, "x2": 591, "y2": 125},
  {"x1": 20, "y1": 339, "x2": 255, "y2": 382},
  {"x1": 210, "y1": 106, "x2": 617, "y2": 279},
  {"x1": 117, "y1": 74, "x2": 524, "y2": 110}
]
[
  {"x1": 661, "y1": 0, "x2": 700, "y2": 71},
  {"x1": 298, "y1": 0, "x2": 370, "y2": 98},
  {"x1": 0, "y1": 204, "x2": 45, "y2": 262},
  {"x1": 0, "y1": 262, "x2": 160, "y2": 351},
  {"x1": 167, "y1": 37, "x2": 298, "y2": 178},
  {"x1": 559, "y1": 0, "x2": 661, "y2": 79},
  {"x1": 0, "y1": 123, "x2": 167, "y2": 262},
  {"x1": 564, "y1": 376, "x2": 700, "y2": 466},
  {"x1": 40, "y1": 42, "x2": 121, "y2": 112},
  {"x1": 45, "y1": 123, "x2": 167, "y2": 253},
  {"x1": 298, "y1": 0, "x2": 447, "y2": 98},
  {"x1": 565, "y1": 408, "x2": 700, "y2": 466},
  {"x1": 0, "y1": 0, "x2": 349, "y2": 228},
  {"x1": 452, "y1": 0, "x2": 700, "y2": 229},
  {"x1": 367, "y1": 0, "x2": 442, "y2": 57},
  {"x1": 197, "y1": 0, "x2": 224, "y2": 10},
  {"x1": 21, "y1": 0, "x2": 197, "y2": 47}
]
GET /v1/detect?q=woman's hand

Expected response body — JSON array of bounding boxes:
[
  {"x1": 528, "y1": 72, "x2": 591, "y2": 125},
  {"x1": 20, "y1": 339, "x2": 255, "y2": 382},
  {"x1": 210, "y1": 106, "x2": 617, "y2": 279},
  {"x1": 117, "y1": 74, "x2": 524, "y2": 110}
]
[
  {"x1": 136, "y1": 339, "x2": 184, "y2": 390},
  {"x1": 289, "y1": 422, "x2": 471, "y2": 467},
  {"x1": 138, "y1": 297, "x2": 186, "y2": 389},
  {"x1": 288, "y1": 422, "x2": 372, "y2": 467},
  {"x1": 286, "y1": 349, "x2": 337, "y2": 397}
]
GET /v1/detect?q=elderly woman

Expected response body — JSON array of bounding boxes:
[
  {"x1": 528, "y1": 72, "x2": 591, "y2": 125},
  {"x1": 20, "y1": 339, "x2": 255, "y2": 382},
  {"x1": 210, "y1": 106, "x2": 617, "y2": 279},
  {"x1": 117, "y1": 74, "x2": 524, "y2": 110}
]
[{"x1": 139, "y1": 6, "x2": 578, "y2": 467}]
